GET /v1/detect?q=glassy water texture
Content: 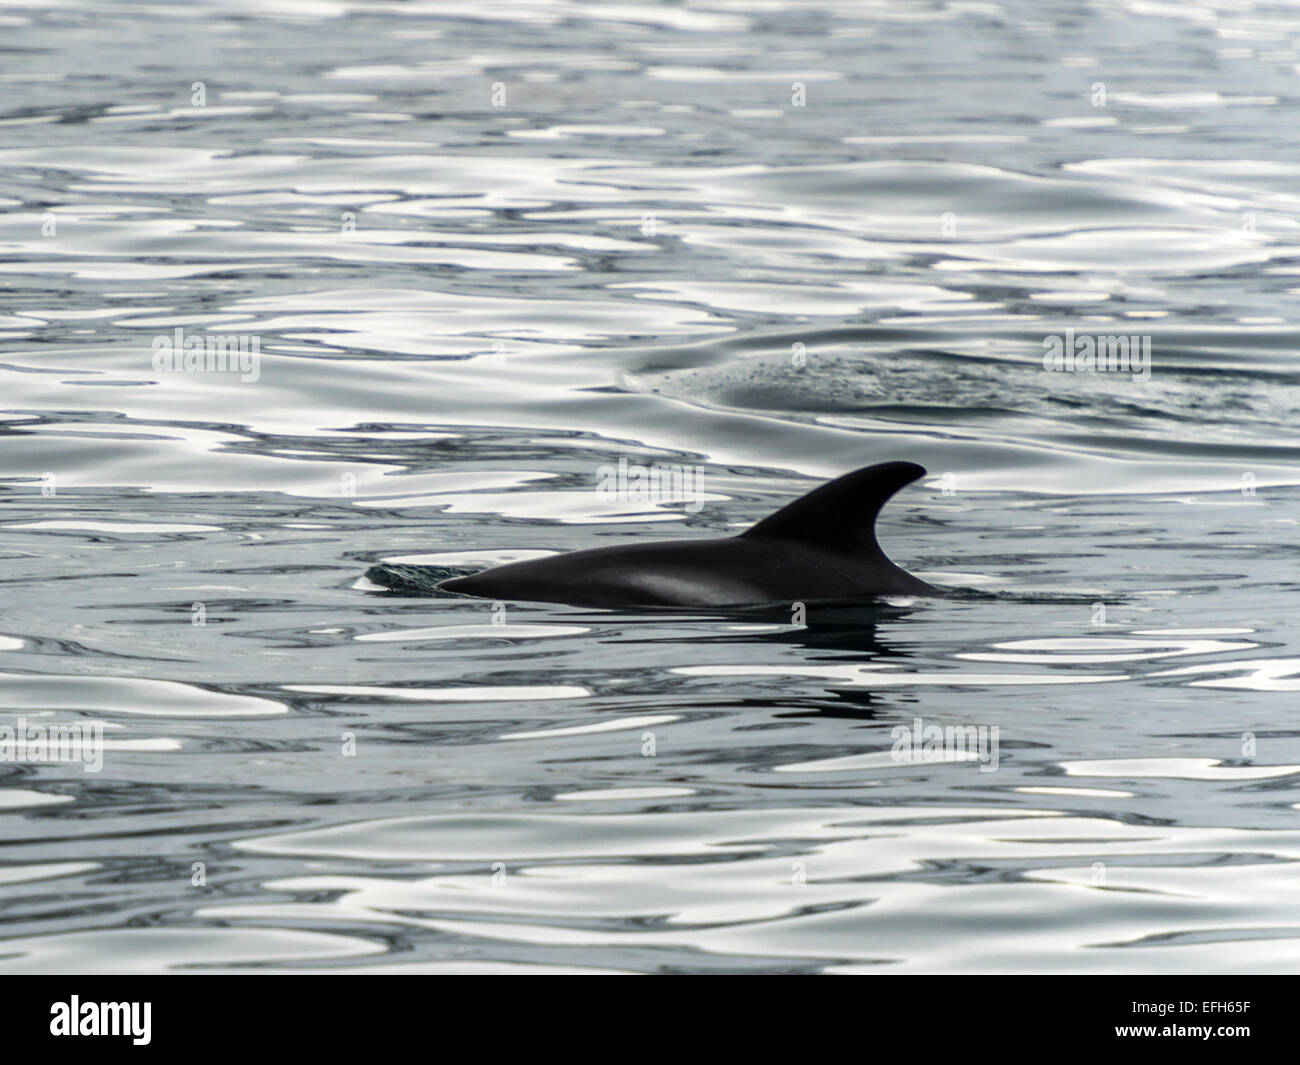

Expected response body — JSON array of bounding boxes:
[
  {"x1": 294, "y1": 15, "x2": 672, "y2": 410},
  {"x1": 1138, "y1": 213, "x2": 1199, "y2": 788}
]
[{"x1": 1, "y1": 0, "x2": 1299, "y2": 973}]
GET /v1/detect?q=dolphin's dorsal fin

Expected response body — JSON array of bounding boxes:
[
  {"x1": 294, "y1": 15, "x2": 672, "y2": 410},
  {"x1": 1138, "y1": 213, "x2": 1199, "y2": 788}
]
[{"x1": 740, "y1": 461, "x2": 926, "y2": 560}]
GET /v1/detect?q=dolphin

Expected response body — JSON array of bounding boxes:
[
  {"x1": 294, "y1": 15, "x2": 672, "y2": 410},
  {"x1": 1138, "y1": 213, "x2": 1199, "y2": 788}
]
[{"x1": 423, "y1": 461, "x2": 939, "y2": 609}]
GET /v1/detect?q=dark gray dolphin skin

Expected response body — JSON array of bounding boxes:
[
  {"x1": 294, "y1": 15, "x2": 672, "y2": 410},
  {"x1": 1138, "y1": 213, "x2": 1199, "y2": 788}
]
[{"x1": 436, "y1": 461, "x2": 938, "y2": 609}]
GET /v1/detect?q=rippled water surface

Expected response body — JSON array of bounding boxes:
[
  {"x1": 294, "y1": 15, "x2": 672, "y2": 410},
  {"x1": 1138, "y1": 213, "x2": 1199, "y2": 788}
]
[{"x1": 2, "y1": 0, "x2": 1300, "y2": 974}]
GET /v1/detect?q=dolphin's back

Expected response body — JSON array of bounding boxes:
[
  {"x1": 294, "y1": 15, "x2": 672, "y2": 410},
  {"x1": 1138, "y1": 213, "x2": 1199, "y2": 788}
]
[{"x1": 439, "y1": 538, "x2": 818, "y2": 608}]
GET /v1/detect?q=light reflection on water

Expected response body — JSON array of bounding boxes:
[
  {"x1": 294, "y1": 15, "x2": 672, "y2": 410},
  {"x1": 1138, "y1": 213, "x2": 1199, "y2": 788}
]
[{"x1": 0, "y1": 0, "x2": 1298, "y2": 973}]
